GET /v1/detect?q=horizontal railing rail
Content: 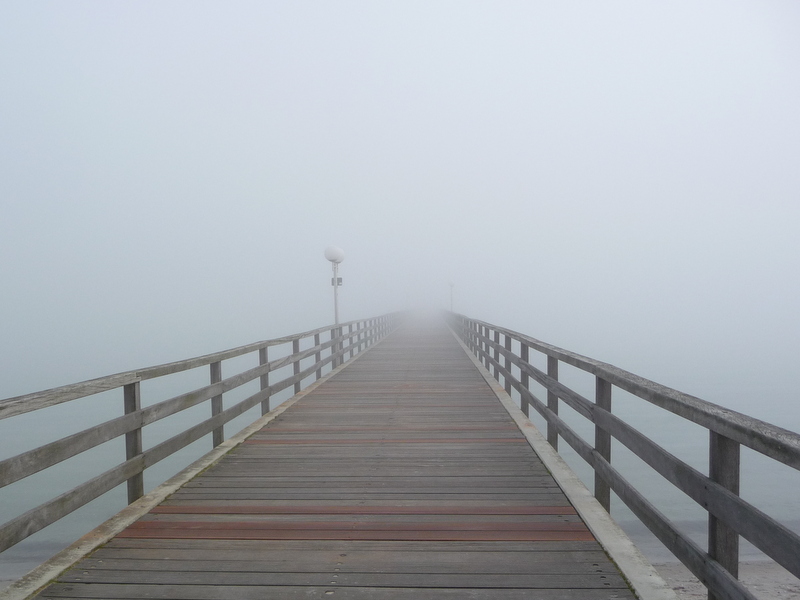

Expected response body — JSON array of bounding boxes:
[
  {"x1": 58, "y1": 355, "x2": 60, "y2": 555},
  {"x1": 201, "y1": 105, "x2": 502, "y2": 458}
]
[
  {"x1": 449, "y1": 313, "x2": 800, "y2": 600},
  {"x1": 0, "y1": 313, "x2": 401, "y2": 556}
]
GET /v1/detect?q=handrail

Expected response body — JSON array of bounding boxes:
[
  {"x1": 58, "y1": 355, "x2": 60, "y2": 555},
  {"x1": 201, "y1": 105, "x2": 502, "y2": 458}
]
[
  {"x1": 461, "y1": 317, "x2": 800, "y2": 470},
  {"x1": 0, "y1": 317, "x2": 379, "y2": 421},
  {"x1": 449, "y1": 313, "x2": 800, "y2": 600},
  {"x1": 0, "y1": 313, "x2": 402, "y2": 556}
]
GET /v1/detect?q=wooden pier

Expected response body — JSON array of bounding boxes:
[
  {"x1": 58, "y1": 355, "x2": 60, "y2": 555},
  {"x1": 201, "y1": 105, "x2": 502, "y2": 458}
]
[{"x1": 30, "y1": 319, "x2": 634, "y2": 599}]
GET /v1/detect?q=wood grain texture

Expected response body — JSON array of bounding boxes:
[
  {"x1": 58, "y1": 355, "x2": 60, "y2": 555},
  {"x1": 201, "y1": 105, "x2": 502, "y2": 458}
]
[{"x1": 32, "y1": 317, "x2": 634, "y2": 600}]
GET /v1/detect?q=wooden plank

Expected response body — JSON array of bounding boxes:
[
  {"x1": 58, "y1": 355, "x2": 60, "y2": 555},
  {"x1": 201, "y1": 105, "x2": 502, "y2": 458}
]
[
  {"x1": 0, "y1": 455, "x2": 144, "y2": 553},
  {"x1": 70, "y1": 551, "x2": 612, "y2": 573},
  {"x1": 101, "y1": 538, "x2": 603, "y2": 552},
  {"x1": 31, "y1": 319, "x2": 634, "y2": 599},
  {"x1": 56, "y1": 570, "x2": 627, "y2": 588},
  {"x1": 36, "y1": 583, "x2": 632, "y2": 599},
  {"x1": 0, "y1": 410, "x2": 140, "y2": 487}
]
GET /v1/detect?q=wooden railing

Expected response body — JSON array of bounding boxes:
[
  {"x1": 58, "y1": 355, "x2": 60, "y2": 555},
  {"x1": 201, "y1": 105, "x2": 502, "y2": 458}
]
[
  {"x1": 450, "y1": 314, "x2": 800, "y2": 600},
  {"x1": 0, "y1": 313, "x2": 400, "y2": 556}
]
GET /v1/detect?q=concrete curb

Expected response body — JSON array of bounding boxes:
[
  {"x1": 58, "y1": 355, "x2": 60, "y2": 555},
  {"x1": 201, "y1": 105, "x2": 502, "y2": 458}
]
[
  {"x1": 0, "y1": 337, "x2": 386, "y2": 600},
  {"x1": 450, "y1": 329, "x2": 679, "y2": 600}
]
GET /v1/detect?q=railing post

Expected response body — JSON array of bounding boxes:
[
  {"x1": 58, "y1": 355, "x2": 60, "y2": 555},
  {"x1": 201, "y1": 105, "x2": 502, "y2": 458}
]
[
  {"x1": 258, "y1": 346, "x2": 269, "y2": 415},
  {"x1": 547, "y1": 357, "x2": 559, "y2": 449},
  {"x1": 520, "y1": 343, "x2": 530, "y2": 417},
  {"x1": 348, "y1": 324, "x2": 354, "y2": 359},
  {"x1": 258, "y1": 347, "x2": 270, "y2": 415},
  {"x1": 594, "y1": 376, "x2": 612, "y2": 511},
  {"x1": 492, "y1": 330, "x2": 500, "y2": 378},
  {"x1": 123, "y1": 381, "x2": 144, "y2": 504},
  {"x1": 504, "y1": 334, "x2": 512, "y2": 394},
  {"x1": 211, "y1": 361, "x2": 223, "y2": 447},
  {"x1": 708, "y1": 431, "x2": 740, "y2": 600},
  {"x1": 331, "y1": 326, "x2": 339, "y2": 368},
  {"x1": 293, "y1": 338, "x2": 301, "y2": 394},
  {"x1": 314, "y1": 333, "x2": 322, "y2": 380}
]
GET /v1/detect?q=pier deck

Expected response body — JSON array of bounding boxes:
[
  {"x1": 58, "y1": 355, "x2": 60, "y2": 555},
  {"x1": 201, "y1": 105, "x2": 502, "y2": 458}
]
[{"x1": 33, "y1": 320, "x2": 634, "y2": 599}]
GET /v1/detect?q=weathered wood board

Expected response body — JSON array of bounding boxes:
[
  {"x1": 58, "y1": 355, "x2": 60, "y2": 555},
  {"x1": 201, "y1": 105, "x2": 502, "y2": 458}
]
[{"x1": 33, "y1": 318, "x2": 634, "y2": 599}]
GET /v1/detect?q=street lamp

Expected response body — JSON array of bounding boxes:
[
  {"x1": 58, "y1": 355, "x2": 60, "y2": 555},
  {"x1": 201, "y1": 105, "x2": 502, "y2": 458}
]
[{"x1": 324, "y1": 246, "x2": 344, "y2": 325}]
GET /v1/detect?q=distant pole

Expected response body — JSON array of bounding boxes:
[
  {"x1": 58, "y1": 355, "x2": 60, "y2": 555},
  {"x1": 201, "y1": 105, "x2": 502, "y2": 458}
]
[
  {"x1": 332, "y1": 261, "x2": 340, "y2": 324},
  {"x1": 324, "y1": 246, "x2": 345, "y2": 325}
]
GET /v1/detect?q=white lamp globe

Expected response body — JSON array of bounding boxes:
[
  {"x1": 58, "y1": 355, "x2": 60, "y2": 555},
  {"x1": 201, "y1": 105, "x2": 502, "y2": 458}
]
[{"x1": 324, "y1": 246, "x2": 345, "y2": 264}]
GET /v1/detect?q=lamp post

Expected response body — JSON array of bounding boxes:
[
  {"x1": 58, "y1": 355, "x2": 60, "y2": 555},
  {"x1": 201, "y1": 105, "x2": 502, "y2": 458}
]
[{"x1": 324, "y1": 246, "x2": 344, "y2": 324}]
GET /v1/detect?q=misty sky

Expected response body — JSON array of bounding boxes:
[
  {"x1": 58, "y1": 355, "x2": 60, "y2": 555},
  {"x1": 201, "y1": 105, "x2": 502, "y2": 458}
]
[{"x1": 2, "y1": 2, "x2": 799, "y2": 423}]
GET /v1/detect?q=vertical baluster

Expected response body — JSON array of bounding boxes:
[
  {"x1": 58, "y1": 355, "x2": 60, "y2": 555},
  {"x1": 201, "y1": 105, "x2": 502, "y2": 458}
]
[
  {"x1": 492, "y1": 330, "x2": 500, "y2": 379},
  {"x1": 314, "y1": 333, "x2": 322, "y2": 380},
  {"x1": 293, "y1": 338, "x2": 301, "y2": 394},
  {"x1": 504, "y1": 334, "x2": 512, "y2": 394},
  {"x1": 520, "y1": 343, "x2": 530, "y2": 417},
  {"x1": 547, "y1": 357, "x2": 559, "y2": 450},
  {"x1": 708, "y1": 431, "x2": 740, "y2": 600},
  {"x1": 594, "y1": 377, "x2": 612, "y2": 511},
  {"x1": 210, "y1": 361, "x2": 223, "y2": 447},
  {"x1": 331, "y1": 327, "x2": 339, "y2": 368},
  {"x1": 348, "y1": 324, "x2": 354, "y2": 359},
  {"x1": 124, "y1": 382, "x2": 144, "y2": 504},
  {"x1": 259, "y1": 347, "x2": 270, "y2": 415}
]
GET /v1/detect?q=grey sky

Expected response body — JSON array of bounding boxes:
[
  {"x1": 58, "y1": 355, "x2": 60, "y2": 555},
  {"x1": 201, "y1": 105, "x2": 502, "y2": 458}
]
[{"x1": 1, "y1": 2, "x2": 799, "y2": 425}]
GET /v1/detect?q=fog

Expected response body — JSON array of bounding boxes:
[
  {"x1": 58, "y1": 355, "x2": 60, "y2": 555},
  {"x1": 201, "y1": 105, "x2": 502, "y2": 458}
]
[{"x1": 2, "y1": 2, "x2": 800, "y2": 427}]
